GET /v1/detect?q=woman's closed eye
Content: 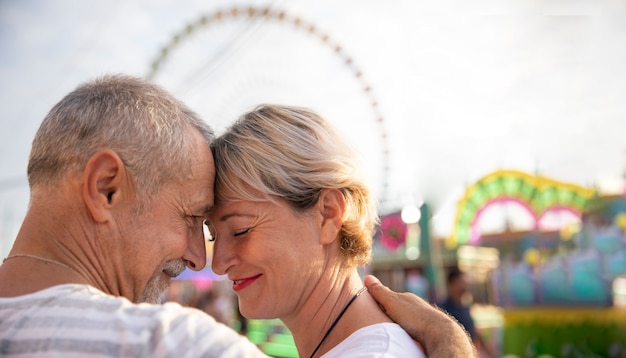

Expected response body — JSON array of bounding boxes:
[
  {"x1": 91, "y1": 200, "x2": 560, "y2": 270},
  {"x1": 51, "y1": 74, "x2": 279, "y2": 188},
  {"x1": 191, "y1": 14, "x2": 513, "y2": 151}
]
[{"x1": 234, "y1": 228, "x2": 250, "y2": 237}]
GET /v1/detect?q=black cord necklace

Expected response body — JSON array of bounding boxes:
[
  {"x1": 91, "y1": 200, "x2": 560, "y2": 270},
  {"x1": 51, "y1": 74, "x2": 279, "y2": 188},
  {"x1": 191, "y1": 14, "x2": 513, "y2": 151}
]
[{"x1": 309, "y1": 287, "x2": 368, "y2": 358}]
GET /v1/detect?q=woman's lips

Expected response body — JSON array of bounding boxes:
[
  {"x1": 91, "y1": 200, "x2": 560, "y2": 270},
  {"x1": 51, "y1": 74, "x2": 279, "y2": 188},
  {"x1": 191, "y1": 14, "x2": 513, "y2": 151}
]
[{"x1": 231, "y1": 274, "x2": 262, "y2": 292}]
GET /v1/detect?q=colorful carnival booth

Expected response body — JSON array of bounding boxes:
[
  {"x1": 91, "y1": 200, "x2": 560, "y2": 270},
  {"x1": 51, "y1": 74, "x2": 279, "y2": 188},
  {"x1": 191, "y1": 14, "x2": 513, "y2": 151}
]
[
  {"x1": 375, "y1": 169, "x2": 626, "y2": 357},
  {"x1": 449, "y1": 169, "x2": 626, "y2": 357}
]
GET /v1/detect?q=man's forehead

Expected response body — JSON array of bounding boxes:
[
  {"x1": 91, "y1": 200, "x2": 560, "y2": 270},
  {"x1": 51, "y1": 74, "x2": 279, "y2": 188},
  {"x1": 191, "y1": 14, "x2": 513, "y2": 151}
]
[{"x1": 182, "y1": 135, "x2": 215, "y2": 213}]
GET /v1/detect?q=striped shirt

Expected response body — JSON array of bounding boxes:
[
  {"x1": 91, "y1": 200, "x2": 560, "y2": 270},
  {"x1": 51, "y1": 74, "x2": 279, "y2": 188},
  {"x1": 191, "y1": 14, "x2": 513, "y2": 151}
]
[{"x1": 0, "y1": 284, "x2": 266, "y2": 357}]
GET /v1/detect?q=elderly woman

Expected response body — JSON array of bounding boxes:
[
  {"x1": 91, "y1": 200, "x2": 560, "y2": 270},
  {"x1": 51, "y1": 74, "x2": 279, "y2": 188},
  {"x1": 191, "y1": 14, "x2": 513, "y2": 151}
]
[{"x1": 208, "y1": 104, "x2": 425, "y2": 357}]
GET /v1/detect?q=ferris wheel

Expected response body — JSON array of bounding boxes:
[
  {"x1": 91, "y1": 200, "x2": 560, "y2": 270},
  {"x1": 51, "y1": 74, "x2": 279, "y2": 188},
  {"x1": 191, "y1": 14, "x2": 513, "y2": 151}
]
[{"x1": 145, "y1": 5, "x2": 392, "y2": 207}]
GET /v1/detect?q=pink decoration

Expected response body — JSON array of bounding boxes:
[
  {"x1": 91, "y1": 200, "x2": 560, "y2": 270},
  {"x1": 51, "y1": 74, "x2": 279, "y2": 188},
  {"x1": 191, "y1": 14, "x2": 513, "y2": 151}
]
[{"x1": 380, "y1": 213, "x2": 407, "y2": 251}]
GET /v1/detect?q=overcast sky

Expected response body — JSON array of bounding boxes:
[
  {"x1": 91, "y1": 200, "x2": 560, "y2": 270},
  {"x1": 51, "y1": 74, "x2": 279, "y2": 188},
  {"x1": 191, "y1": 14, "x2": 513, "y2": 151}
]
[{"x1": 2, "y1": 0, "x2": 626, "y2": 254}]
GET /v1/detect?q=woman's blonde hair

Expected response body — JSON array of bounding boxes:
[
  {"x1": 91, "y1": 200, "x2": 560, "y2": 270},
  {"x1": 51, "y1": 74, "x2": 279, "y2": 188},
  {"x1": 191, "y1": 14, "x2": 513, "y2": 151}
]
[{"x1": 212, "y1": 104, "x2": 378, "y2": 267}]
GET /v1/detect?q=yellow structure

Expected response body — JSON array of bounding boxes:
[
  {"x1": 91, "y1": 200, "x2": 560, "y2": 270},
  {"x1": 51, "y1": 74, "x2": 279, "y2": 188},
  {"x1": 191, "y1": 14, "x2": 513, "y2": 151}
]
[{"x1": 448, "y1": 169, "x2": 596, "y2": 248}]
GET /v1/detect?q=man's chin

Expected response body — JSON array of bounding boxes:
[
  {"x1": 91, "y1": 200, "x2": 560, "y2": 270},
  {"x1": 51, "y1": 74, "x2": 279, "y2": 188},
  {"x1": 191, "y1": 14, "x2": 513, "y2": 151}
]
[{"x1": 139, "y1": 274, "x2": 171, "y2": 304}]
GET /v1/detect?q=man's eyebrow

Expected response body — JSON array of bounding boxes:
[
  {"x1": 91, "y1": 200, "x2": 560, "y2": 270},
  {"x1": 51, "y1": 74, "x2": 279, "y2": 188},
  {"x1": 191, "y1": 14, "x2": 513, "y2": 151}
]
[{"x1": 195, "y1": 205, "x2": 213, "y2": 216}]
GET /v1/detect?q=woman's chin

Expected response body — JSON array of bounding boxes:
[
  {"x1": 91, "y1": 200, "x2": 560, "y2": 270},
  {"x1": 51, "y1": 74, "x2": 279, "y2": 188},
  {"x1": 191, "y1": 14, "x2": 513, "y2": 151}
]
[{"x1": 240, "y1": 306, "x2": 273, "y2": 320}]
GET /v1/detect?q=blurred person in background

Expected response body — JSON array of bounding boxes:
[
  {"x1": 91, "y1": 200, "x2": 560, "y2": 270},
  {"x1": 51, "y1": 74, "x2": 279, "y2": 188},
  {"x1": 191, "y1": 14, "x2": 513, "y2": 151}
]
[
  {"x1": 439, "y1": 267, "x2": 494, "y2": 357},
  {"x1": 0, "y1": 74, "x2": 476, "y2": 357},
  {"x1": 194, "y1": 283, "x2": 236, "y2": 326}
]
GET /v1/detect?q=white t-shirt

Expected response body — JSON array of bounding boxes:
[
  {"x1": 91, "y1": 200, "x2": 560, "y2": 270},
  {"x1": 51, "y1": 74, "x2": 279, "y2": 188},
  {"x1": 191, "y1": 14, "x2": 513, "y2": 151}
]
[
  {"x1": 0, "y1": 284, "x2": 265, "y2": 357},
  {"x1": 322, "y1": 322, "x2": 426, "y2": 357}
]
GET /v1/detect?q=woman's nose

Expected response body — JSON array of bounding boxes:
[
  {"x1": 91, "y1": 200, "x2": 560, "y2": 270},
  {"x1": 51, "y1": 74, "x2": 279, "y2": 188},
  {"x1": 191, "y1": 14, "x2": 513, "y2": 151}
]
[{"x1": 211, "y1": 236, "x2": 237, "y2": 275}]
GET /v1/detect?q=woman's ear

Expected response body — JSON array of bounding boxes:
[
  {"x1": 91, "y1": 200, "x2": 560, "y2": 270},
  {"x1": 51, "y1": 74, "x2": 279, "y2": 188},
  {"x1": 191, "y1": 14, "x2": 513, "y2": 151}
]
[
  {"x1": 318, "y1": 188, "x2": 346, "y2": 245},
  {"x1": 82, "y1": 150, "x2": 127, "y2": 223}
]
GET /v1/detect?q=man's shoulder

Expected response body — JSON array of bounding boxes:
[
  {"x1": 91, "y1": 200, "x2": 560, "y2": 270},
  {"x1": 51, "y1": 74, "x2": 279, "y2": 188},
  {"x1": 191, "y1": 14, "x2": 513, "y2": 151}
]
[
  {"x1": 0, "y1": 284, "x2": 266, "y2": 357},
  {"x1": 1, "y1": 283, "x2": 215, "y2": 326}
]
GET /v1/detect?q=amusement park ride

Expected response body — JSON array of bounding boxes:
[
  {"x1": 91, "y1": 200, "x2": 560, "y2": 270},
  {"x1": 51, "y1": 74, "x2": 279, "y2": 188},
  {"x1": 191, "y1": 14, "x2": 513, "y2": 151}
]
[{"x1": 145, "y1": 5, "x2": 392, "y2": 209}]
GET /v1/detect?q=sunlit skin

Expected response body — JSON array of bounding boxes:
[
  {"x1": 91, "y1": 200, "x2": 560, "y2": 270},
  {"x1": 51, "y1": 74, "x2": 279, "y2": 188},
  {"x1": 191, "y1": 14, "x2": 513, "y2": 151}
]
[
  {"x1": 116, "y1": 129, "x2": 215, "y2": 303},
  {"x1": 210, "y1": 199, "x2": 325, "y2": 319},
  {"x1": 210, "y1": 191, "x2": 394, "y2": 357},
  {"x1": 0, "y1": 128, "x2": 214, "y2": 304}
]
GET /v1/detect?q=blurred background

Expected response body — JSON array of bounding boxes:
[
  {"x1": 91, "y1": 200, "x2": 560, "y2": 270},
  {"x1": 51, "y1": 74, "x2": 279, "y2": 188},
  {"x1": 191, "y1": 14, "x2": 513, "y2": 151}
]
[{"x1": 2, "y1": 0, "x2": 626, "y2": 357}]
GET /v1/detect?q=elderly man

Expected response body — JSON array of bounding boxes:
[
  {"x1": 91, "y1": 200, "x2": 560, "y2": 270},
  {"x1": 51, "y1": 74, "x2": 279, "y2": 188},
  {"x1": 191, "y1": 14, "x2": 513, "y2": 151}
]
[{"x1": 0, "y1": 74, "x2": 475, "y2": 357}]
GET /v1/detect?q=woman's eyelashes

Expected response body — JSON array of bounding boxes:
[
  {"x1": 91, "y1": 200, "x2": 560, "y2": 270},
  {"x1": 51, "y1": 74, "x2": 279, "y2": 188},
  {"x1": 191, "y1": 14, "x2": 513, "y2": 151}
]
[{"x1": 233, "y1": 228, "x2": 251, "y2": 237}]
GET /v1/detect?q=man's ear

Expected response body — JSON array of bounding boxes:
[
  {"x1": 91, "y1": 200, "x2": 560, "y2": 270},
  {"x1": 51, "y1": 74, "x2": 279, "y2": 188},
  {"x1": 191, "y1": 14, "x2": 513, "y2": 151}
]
[
  {"x1": 318, "y1": 188, "x2": 346, "y2": 245},
  {"x1": 83, "y1": 150, "x2": 127, "y2": 223}
]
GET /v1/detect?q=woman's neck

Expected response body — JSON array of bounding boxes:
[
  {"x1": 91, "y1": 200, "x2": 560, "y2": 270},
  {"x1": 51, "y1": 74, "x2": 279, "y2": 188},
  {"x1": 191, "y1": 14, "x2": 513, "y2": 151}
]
[{"x1": 282, "y1": 271, "x2": 389, "y2": 358}]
